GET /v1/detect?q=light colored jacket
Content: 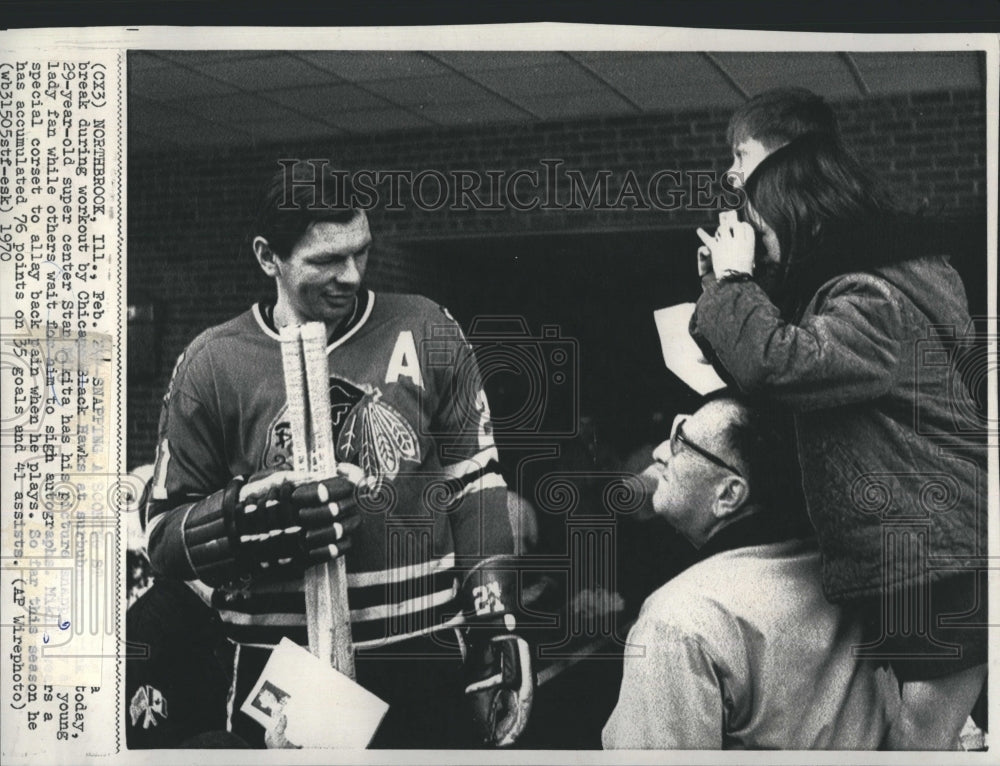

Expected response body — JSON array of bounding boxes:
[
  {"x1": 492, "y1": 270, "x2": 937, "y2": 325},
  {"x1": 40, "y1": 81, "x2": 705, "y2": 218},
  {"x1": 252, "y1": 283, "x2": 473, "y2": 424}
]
[{"x1": 603, "y1": 539, "x2": 900, "y2": 749}]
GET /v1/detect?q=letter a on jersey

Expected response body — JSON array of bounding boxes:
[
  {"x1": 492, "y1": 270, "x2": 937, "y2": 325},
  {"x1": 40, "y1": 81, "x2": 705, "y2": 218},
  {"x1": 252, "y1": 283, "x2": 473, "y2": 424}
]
[{"x1": 385, "y1": 331, "x2": 424, "y2": 389}]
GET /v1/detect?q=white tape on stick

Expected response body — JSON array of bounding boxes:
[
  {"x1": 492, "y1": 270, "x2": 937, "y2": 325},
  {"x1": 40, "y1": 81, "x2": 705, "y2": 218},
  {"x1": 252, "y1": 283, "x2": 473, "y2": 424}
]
[{"x1": 280, "y1": 323, "x2": 356, "y2": 678}]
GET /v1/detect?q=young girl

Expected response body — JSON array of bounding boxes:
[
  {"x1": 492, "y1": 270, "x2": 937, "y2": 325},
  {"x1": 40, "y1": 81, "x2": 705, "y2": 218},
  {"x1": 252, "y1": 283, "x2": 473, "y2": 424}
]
[{"x1": 690, "y1": 131, "x2": 988, "y2": 750}]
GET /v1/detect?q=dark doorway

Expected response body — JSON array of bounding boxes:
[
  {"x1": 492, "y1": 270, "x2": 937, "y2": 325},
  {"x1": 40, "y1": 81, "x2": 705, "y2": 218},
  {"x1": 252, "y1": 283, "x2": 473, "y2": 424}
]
[{"x1": 406, "y1": 227, "x2": 706, "y2": 457}]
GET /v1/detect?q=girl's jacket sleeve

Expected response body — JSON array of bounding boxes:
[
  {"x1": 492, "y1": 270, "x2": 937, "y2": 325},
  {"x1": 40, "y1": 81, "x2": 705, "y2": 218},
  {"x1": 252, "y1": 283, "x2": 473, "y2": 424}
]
[{"x1": 690, "y1": 275, "x2": 905, "y2": 412}]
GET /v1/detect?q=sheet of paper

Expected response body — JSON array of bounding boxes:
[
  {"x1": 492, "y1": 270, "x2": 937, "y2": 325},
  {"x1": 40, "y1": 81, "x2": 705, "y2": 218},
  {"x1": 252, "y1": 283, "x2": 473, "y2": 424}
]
[
  {"x1": 653, "y1": 304, "x2": 726, "y2": 396},
  {"x1": 240, "y1": 638, "x2": 389, "y2": 749}
]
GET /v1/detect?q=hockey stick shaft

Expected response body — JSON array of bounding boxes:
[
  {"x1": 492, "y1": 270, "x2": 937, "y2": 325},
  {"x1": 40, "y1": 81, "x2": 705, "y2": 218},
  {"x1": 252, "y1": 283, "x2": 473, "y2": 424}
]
[{"x1": 280, "y1": 324, "x2": 356, "y2": 678}]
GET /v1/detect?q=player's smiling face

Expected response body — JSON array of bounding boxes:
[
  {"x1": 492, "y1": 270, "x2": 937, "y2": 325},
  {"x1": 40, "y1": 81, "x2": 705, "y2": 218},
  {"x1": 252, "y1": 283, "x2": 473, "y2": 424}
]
[{"x1": 271, "y1": 213, "x2": 371, "y2": 328}]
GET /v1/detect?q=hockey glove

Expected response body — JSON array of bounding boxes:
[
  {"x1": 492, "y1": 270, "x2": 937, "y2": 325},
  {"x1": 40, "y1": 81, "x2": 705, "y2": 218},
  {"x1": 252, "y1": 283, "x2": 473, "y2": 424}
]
[
  {"x1": 181, "y1": 465, "x2": 363, "y2": 586},
  {"x1": 458, "y1": 557, "x2": 534, "y2": 747}
]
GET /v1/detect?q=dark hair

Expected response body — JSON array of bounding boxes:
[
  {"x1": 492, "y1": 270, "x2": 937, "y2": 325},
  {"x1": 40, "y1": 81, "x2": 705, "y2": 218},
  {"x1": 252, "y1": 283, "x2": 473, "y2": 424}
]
[
  {"x1": 251, "y1": 160, "x2": 361, "y2": 259},
  {"x1": 704, "y1": 391, "x2": 811, "y2": 536},
  {"x1": 743, "y1": 131, "x2": 930, "y2": 317},
  {"x1": 727, "y1": 87, "x2": 838, "y2": 151}
]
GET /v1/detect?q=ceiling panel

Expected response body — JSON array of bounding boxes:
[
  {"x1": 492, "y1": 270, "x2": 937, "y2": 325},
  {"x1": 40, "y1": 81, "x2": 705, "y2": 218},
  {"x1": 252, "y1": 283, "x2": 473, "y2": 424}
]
[
  {"x1": 191, "y1": 54, "x2": 339, "y2": 91},
  {"x1": 431, "y1": 51, "x2": 566, "y2": 71},
  {"x1": 640, "y1": 86, "x2": 744, "y2": 112},
  {"x1": 266, "y1": 84, "x2": 392, "y2": 116},
  {"x1": 418, "y1": 100, "x2": 532, "y2": 126},
  {"x1": 169, "y1": 123, "x2": 254, "y2": 146},
  {"x1": 247, "y1": 117, "x2": 346, "y2": 143},
  {"x1": 576, "y1": 52, "x2": 738, "y2": 110},
  {"x1": 181, "y1": 93, "x2": 308, "y2": 125},
  {"x1": 142, "y1": 117, "x2": 251, "y2": 148},
  {"x1": 295, "y1": 51, "x2": 451, "y2": 81},
  {"x1": 130, "y1": 97, "x2": 208, "y2": 133},
  {"x1": 471, "y1": 63, "x2": 600, "y2": 98},
  {"x1": 130, "y1": 130, "x2": 180, "y2": 153},
  {"x1": 712, "y1": 53, "x2": 858, "y2": 99},
  {"x1": 364, "y1": 74, "x2": 498, "y2": 106},
  {"x1": 850, "y1": 52, "x2": 982, "y2": 94},
  {"x1": 519, "y1": 90, "x2": 638, "y2": 121},
  {"x1": 137, "y1": 64, "x2": 239, "y2": 101},
  {"x1": 130, "y1": 96, "x2": 255, "y2": 150},
  {"x1": 127, "y1": 51, "x2": 983, "y2": 150},
  {"x1": 157, "y1": 50, "x2": 276, "y2": 66},
  {"x1": 129, "y1": 51, "x2": 173, "y2": 72},
  {"x1": 324, "y1": 108, "x2": 435, "y2": 134}
]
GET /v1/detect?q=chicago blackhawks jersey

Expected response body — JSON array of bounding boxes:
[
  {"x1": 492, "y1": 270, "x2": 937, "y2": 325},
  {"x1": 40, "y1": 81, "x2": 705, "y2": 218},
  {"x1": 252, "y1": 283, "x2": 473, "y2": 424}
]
[{"x1": 146, "y1": 290, "x2": 512, "y2": 650}]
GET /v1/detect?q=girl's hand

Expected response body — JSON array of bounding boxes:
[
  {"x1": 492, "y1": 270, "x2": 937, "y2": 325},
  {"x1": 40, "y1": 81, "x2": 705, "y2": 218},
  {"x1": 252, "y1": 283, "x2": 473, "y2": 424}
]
[
  {"x1": 697, "y1": 245, "x2": 712, "y2": 279},
  {"x1": 697, "y1": 211, "x2": 755, "y2": 280}
]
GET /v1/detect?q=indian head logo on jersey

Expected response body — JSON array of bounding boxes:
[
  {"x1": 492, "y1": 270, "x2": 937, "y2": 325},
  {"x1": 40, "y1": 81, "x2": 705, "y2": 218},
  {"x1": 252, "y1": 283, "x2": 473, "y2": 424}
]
[
  {"x1": 262, "y1": 377, "x2": 364, "y2": 470},
  {"x1": 262, "y1": 377, "x2": 420, "y2": 481},
  {"x1": 338, "y1": 387, "x2": 419, "y2": 481}
]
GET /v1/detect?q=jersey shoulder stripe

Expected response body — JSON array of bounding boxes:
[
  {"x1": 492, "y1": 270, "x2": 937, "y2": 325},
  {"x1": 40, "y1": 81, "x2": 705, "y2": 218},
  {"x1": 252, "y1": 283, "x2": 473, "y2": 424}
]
[{"x1": 369, "y1": 292, "x2": 462, "y2": 336}]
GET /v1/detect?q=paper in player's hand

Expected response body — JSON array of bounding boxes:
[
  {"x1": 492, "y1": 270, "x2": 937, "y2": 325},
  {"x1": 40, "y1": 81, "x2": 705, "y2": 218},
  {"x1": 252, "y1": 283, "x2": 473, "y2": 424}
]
[
  {"x1": 240, "y1": 638, "x2": 388, "y2": 748},
  {"x1": 653, "y1": 303, "x2": 726, "y2": 396}
]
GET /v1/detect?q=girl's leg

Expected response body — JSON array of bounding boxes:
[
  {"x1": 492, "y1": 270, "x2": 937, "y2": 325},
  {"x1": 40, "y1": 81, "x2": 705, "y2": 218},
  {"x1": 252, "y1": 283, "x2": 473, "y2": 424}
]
[{"x1": 885, "y1": 664, "x2": 987, "y2": 750}]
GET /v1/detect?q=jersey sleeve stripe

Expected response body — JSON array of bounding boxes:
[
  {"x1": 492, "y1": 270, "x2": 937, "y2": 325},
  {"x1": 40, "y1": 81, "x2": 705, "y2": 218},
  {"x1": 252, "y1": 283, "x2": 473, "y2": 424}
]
[
  {"x1": 171, "y1": 504, "x2": 200, "y2": 578},
  {"x1": 217, "y1": 610, "x2": 305, "y2": 627},
  {"x1": 352, "y1": 611, "x2": 464, "y2": 651},
  {"x1": 348, "y1": 585, "x2": 456, "y2": 623},
  {"x1": 210, "y1": 567, "x2": 457, "y2": 619},
  {"x1": 217, "y1": 591, "x2": 463, "y2": 649},
  {"x1": 217, "y1": 593, "x2": 463, "y2": 625},
  {"x1": 217, "y1": 594, "x2": 463, "y2": 626},
  {"x1": 454, "y1": 471, "x2": 506, "y2": 501},
  {"x1": 346, "y1": 552, "x2": 456, "y2": 588},
  {"x1": 443, "y1": 458, "x2": 503, "y2": 497},
  {"x1": 145, "y1": 511, "x2": 166, "y2": 544},
  {"x1": 242, "y1": 559, "x2": 457, "y2": 599},
  {"x1": 442, "y1": 447, "x2": 500, "y2": 480}
]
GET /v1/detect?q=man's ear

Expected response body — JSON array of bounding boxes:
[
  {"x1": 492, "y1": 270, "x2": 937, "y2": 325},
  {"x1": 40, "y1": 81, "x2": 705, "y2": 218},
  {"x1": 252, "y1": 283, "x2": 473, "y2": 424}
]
[
  {"x1": 713, "y1": 475, "x2": 750, "y2": 521},
  {"x1": 253, "y1": 236, "x2": 280, "y2": 278}
]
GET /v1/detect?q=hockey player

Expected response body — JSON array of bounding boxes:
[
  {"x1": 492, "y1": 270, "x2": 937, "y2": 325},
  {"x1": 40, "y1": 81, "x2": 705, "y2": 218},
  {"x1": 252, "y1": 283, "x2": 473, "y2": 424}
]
[{"x1": 140, "y1": 162, "x2": 532, "y2": 748}]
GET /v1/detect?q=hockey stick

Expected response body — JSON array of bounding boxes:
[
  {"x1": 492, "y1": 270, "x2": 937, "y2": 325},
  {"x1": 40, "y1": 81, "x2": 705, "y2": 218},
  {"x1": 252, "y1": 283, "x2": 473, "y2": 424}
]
[{"x1": 280, "y1": 323, "x2": 356, "y2": 678}]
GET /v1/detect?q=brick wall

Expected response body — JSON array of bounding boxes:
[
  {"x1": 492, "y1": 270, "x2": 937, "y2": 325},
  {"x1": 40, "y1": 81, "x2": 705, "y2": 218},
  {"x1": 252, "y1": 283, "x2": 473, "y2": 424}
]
[{"x1": 127, "y1": 88, "x2": 987, "y2": 468}]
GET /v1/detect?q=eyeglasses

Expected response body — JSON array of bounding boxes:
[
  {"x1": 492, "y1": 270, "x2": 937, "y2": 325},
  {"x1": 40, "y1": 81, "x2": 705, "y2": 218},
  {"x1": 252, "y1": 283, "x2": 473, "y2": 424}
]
[{"x1": 670, "y1": 417, "x2": 745, "y2": 478}]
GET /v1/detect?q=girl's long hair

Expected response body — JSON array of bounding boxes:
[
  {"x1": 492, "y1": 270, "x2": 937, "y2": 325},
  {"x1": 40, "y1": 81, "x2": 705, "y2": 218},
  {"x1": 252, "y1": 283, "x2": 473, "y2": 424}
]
[{"x1": 744, "y1": 132, "x2": 936, "y2": 318}]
